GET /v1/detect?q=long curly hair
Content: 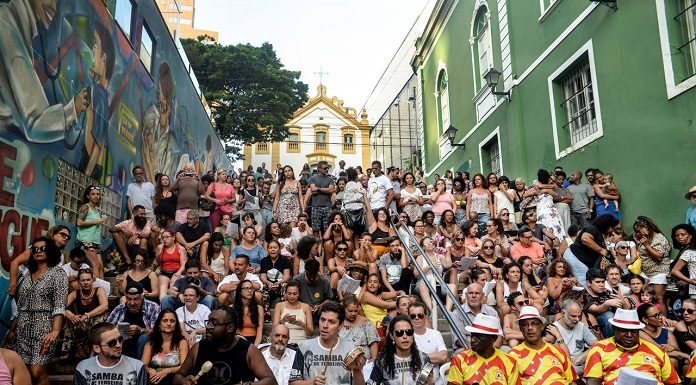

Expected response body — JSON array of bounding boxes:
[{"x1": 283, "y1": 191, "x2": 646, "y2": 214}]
[
  {"x1": 150, "y1": 309, "x2": 185, "y2": 355},
  {"x1": 234, "y1": 279, "x2": 260, "y2": 327},
  {"x1": 376, "y1": 315, "x2": 422, "y2": 380}
]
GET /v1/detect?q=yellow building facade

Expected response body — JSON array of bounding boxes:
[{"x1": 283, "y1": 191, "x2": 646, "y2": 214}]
[{"x1": 155, "y1": 0, "x2": 219, "y2": 41}]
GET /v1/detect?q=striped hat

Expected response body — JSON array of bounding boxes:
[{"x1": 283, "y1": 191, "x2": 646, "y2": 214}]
[
  {"x1": 609, "y1": 308, "x2": 645, "y2": 330},
  {"x1": 464, "y1": 314, "x2": 503, "y2": 336},
  {"x1": 516, "y1": 306, "x2": 545, "y2": 323}
]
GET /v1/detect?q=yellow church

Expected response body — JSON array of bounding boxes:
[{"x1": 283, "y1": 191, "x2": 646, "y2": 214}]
[{"x1": 243, "y1": 85, "x2": 371, "y2": 172}]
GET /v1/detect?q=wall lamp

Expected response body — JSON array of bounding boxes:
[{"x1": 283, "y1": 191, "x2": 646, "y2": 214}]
[
  {"x1": 444, "y1": 125, "x2": 465, "y2": 148},
  {"x1": 483, "y1": 68, "x2": 511, "y2": 101},
  {"x1": 590, "y1": 0, "x2": 617, "y2": 10}
]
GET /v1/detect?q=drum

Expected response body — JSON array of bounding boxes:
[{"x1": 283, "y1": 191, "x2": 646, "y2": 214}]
[{"x1": 342, "y1": 347, "x2": 366, "y2": 371}]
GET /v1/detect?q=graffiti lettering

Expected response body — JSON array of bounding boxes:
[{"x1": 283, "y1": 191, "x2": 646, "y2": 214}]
[{"x1": 0, "y1": 142, "x2": 16, "y2": 207}]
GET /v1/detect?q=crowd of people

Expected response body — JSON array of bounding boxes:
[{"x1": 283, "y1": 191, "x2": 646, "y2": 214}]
[{"x1": 3, "y1": 159, "x2": 696, "y2": 385}]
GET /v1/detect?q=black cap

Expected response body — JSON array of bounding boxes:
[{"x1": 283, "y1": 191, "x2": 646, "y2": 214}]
[{"x1": 125, "y1": 281, "x2": 144, "y2": 295}]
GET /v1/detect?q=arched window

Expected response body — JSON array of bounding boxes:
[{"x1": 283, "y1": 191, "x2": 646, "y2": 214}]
[
  {"x1": 436, "y1": 69, "x2": 450, "y2": 135},
  {"x1": 473, "y1": 7, "x2": 492, "y2": 90}
]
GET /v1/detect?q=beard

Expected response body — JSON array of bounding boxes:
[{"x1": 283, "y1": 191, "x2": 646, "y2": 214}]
[
  {"x1": 272, "y1": 343, "x2": 286, "y2": 352},
  {"x1": 134, "y1": 216, "x2": 147, "y2": 229}
]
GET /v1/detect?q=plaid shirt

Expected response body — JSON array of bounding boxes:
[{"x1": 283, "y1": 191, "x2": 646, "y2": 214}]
[{"x1": 106, "y1": 299, "x2": 160, "y2": 330}]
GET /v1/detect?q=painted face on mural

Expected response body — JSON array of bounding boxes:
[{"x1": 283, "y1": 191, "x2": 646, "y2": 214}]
[{"x1": 92, "y1": 31, "x2": 106, "y2": 82}]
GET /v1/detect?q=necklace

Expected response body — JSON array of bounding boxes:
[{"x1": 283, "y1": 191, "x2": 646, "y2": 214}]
[{"x1": 80, "y1": 288, "x2": 94, "y2": 301}]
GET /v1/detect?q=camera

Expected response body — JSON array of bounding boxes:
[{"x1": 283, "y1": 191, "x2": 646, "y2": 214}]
[{"x1": 186, "y1": 276, "x2": 201, "y2": 286}]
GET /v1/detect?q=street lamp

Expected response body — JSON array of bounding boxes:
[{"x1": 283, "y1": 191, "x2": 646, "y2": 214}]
[
  {"x1": 483, "y1": 68, "x2": 511, "y2": 101},
  {"x1": 444, "y1": 125, "x2": 465, "y2": 148}
]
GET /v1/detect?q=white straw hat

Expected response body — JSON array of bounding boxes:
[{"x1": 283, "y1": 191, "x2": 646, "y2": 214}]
[
  {"x1": 516, "y1": 306, "x2": 545, "y2": 323},
  {"x1": 464, "y1": 314, "x2": 503, "y2": 336},
  {"x1": 608, "y1": 308, "x2": 645, "y2": 330}
]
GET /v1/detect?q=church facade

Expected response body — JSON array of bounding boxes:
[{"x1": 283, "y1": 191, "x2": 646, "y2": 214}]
[{"x1": 243, "y1": 85, "x2": 372, "y2": 172}]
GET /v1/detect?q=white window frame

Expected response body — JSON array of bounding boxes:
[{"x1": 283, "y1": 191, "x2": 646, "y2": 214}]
[
  {"x1": 435, "y1": 63, "x2": 450, "y2": 137},
  {"x1": 470, "y1": 6, "x2": 493, "y2": 92},
  {"x1": 655, "y1": 0, "x2": 696, "y2": 98},
  {"x1": 478, "y1": 127, "x2": 503, "y2": 176},
  {"x1": 539, "y1": 0, "x2": 562, "y2": 22},
  {"x1": 547, "y1": 40, "x2": 604, "y2": 159}
]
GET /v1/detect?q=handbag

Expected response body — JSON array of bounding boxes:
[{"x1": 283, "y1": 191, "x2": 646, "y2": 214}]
[
  {"x1": 342, "y1": 199, "x2": 366, "y2": 232},
  {"x1": 198, "y1": 183, "x2": 217, "y2": 212},
  {"x1": 627, "y1": 257, "x2": 642, "y2": 275}
]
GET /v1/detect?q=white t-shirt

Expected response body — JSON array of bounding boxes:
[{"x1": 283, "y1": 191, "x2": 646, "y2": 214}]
[
  {"x1": 176, "y1": 304, "x2": 211, "y2": 339},
  {"x1": 368, "y1": 174, "x2": 392, "y2": 210},
  {"x1": 62, "y1": 262, "x2": 90, "y2": 277},
  {"x1": 126, "y1": 181, "x2": 156, "y2": 212},
  {"x1": 217, "y1": 272, "x2": 262, "y2": 292},
  {"x1": 552, "y1": 320, "x2": 597, "y2": 359},
  {"x1": 413, "y1": 328, "x2": 446, "y2": 384},
  {"x1": 62, "y1": 262, "x2": 111, "y2": 294},
  {"x1": 680, "y1": 249, "x2": 696, "y2": 295}
]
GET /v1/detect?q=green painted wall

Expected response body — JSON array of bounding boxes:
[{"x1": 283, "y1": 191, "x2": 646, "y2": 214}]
[{"x1": 417, "y1": 0, "x2": 696, "y2": 231}]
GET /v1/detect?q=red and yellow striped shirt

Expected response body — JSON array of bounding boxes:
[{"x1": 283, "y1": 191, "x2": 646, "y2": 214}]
[
  {"x1": 447, "y1": 348, "x2": 521, "y2": 385},
  {"x1": 508, "y1": 342, "x2": 577, "y2": 385},
  {"x1": 686, "y1": 352, "x2": 696, "y2": 378},
  {"x1": 584, "y1": 338, "x2": 679, "y2": 385}
]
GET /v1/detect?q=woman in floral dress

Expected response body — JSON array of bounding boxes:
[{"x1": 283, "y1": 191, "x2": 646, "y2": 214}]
[
  {"x1": 523, "y1": 169, "x2": 566, "y2": 240},
  {"x1": 338, "y1": 295, "x2": 380, "y2": 361},
  {"x1": 12, "y1": 237, "x2": 68, "y2": 385},
  {"x1": 273, "y1": 165, "x2": 304, "y2": 224}
]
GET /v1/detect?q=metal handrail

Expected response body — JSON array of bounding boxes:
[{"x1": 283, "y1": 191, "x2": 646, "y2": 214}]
[{"x1": 392, "y1": 221, "x2": 469, "y2": 347}]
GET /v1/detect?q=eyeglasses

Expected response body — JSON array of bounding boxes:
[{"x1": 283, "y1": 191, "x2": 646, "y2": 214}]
[
  {"x1": 482, "y1": 246, "x2": 495, "y2": 250},
  {"x1": 241, "y1": 286, "x2": 254, "y2": 291},
  {"x1": 454, "y1": 237, "x2": 465, "y2": 241},
  {"x1": 646, "y1": 313, "x2": 663, "y2": 319},
  {"x1": 32, "y1": 245, "x2": 46, "y2": 253},
  {"x1": 394, "y1": 329, "x2": 415, "y2": 337},
  {"x1": 57, "y1": 232, "x2": 71, "y2": 239},
  {"x1": 134, "y1": 259, "x2": 144, "y2": 264},
  {"x1": 205, "y1": 320, "x2": 234, "y2": 328},
  {"x1": 486, "y1": 224, "x2": 496, "y2": 228},
  {"x1": 409, "y1": 313, "x2": 425, "y2": 320},
  {"x1": 101, "y1": 336, "x2": 123, "y2": 348},
  {"x1": 336, "y1": 248, "x2": 348, "y2": 251}
]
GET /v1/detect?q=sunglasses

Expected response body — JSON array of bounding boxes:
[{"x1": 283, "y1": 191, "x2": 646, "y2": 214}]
[
  {"x1": 32, "y1": 245, "x2": 47, "y2": 252},
  {"x1": 78, "y1": 268, "x2": 93, "y2": 273},
  {"x1": 617, "y1": 246, "x2": 628, "y2": 250},
  {"x1": 57, "y1": 232, "x2": 71, "y2": 239},
  {"x1": 454, "y1": 237, "x2": 465, "y2": 241},
  {"x1": 646, "y1": 313, "x2": 663, "y2": 319},
  {"x1": 409, "y1": 313, "x2": 425, "y2": 320},
  {"x1": 88, "y1": 186, "x2": 101, "y2": 191},
  {"x1": 102, "y1": 336, "x2": 123, "y2": 348},
  {"x1": 482, "y1": 246, "x2": 495, "y2": 250},
  {"x1": 394, "y1": 329, "x2": 414, "y2": 337},
  {"x1": 336, "y1": 248, "x2": 348, "y2": 251},
  {"x1": 681, "y1": 308, "x2": 696, "y2": 315},
  {"x1": 500, "y1": 213, "x2": 509, "y2": 216}
]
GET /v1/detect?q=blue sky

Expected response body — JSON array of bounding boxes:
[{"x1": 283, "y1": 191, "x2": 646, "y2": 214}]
[{"x1": 195, "y1": 0, "x2": 429, "y2": 113}]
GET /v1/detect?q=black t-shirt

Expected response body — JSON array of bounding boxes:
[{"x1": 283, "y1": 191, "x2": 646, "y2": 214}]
[
  {"x1": 259, "y1": 256, "x2": 292, "y2": 282},
  {"x1": 177, "y1": 222, "x2": 211, "y2": 243},
  {"x1": 569, "y1": 225, "x2": 606, "y2": 268}
]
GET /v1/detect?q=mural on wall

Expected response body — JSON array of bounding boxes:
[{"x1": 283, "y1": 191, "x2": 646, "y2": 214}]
[{"x1": 0, "y1": 0, "x2": 230, "y2": 327}]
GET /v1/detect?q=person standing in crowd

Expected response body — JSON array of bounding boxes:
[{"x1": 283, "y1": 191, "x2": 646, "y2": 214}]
[
  {"x1": 365, "y1": 315, "x2": 433, "y2": 385},
  {"x1": 261, "y1": 324, "x2": 299, "y2": 385},
  {"x1": 633, "y1": 216, "x2": 672, "y2": 316},
  {"x1": 387, "y1": 166, "x2": 402, "y2": 215},
  {"x1": 76, "y1": 185, "x2": 105, "y2": 277},
  {"x1": 563, "y1": 214, "x2": 619, "y2": 287},
  {"x1": 670, "y1": 224, "x2": 696, "y2": 298},
  {"x1": 553, "y1": 171, "x2": 573, "y2": 233},
  {"x1": 430, "y1": 178, "x2": 456, "y2": 225},
  {"x1": 567, "y1": 171, "x2": 595, "y2": 229},
  {"x1": 154, "y1": 174, "x2": 175, "y2": 207},
  {"x1": 509, "y1": 306, "x2": 577, "y2": 385},
  {"x1": 368, "y1": 160, "x2": 394, "y2": 213},
  {"x1": 274, "y1": 165, "x2": 304, "y2": 225},
  {"x1": 400, "y1": 171, "x2": 425, "y2": 223},
  {"x1": 448, "y1": 314, "x2": 519, "y2": 385},
  {"x1": 203, "y1": 169, "x2": 236, "y2": 236},
  {"x1": 584, "y1": 309, "x2": 680, "y2": 385},
  {"x1": 170, "y1": 164, "x2": 204, "y2": 224},
  {"x1": 686, "y1": 186, "x2": 696, "y2": 229},
  {"x1": 127, "y1": 165, "x2": 156, "y2": 221},
  {"x1": 107, "y1": 281, "x2": 160, "y2": 359},
  {"x1": 289, "y1": 301, "x2": 367, "y2": 385},
  {"x1": 173, "y1": 308, "x2": 277, "y2": 385},
  {"x1": 466, "y1": 174, "x2": 494, "y2": 230},
  {"x1": 307, "y1": 160, "x2": 336, "y2": 234},
  {"x1": 75, "y1": 322, "x2": 148, "y2": 385},
  {"x1": 11, "y1": 237, "x2": 68, "y2": 385}
]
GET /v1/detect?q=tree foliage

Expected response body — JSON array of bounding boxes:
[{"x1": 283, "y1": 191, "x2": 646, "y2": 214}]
[{"x1": 181, "y1": 39, "x2": 308, "y2": 158}]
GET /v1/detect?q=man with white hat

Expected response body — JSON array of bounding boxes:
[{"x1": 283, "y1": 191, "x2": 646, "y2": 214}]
[
  {"x1": 686, "y1": 185, "x2": 696, "y2": 229},
  {"x1": 447, "y1": 314, "x2": 520, "y2": 385},
  {"x1": 509, "y1": 306, "x2": 577, "y2": 385},
  {"x1": 584, "y1": 308, "x2": 680, "y2": 385}
]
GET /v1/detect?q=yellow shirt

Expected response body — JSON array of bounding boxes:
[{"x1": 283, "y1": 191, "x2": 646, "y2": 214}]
[
  {"x1": 447, "y1": 348, "x2": 521, "y2": 385},
  {"x1": 361, "y1": 302, "x2": 387, "y2": 325},
  {"x1": 584, "y1": 338, "x2": 680, "y2": 385},
  {"x1": 508, "y1": 342, "x2": 577, "y2": 385}
]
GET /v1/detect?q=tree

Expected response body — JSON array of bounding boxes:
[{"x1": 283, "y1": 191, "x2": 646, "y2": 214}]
[{"x1": 181, "y1": 39, "x2": 308, "y2": 159}]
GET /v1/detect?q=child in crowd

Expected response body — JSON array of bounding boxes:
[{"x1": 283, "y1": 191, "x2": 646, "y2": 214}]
[{"x1": 600, "y1": 174, "x2": 620, "y2": 211}]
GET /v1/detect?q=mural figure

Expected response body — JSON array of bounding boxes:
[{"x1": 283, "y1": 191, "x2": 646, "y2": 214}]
[
  {"x1": 79, "y1": 21, "x2": 114, "y2": 180},
  {"x1": 142, "y1": 63, "x2": 175, "y2": 182},
  {"x1": 0, "y1": 0, "x2": 88, "y2": 147}
]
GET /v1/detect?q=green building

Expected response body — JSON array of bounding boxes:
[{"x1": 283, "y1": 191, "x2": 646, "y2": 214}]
[{"x1": 411, "y1": 0, "x2": 696, "y2": 229}]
